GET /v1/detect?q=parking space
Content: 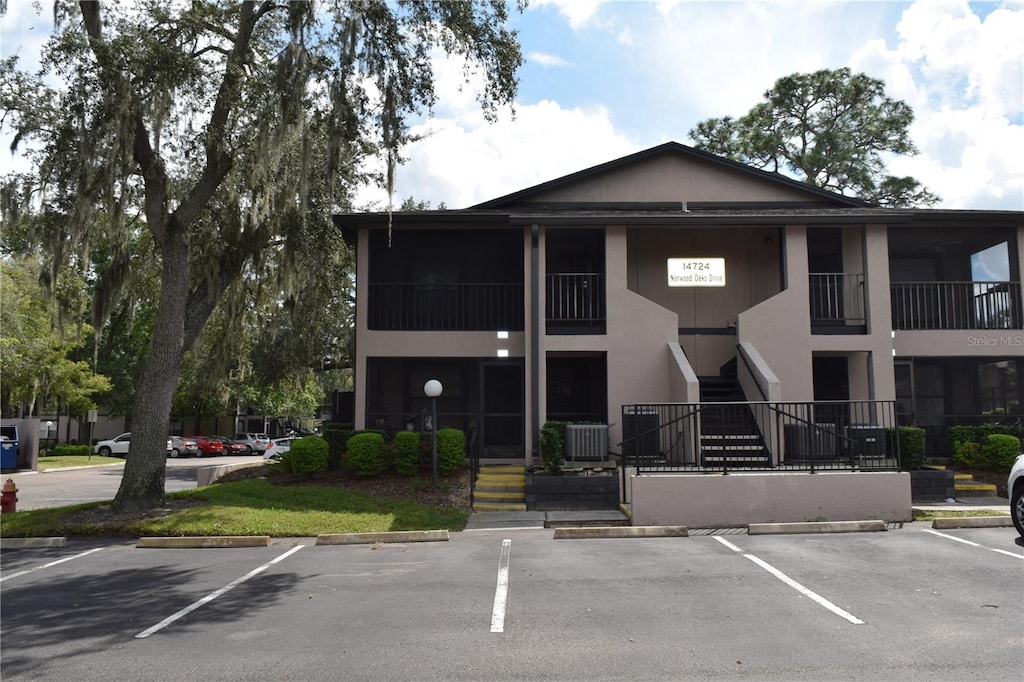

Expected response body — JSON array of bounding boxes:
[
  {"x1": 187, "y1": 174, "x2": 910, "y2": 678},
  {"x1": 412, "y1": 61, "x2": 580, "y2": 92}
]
[{"x1": 2, "y1": 527, "x2": 1022, "y2": 680}]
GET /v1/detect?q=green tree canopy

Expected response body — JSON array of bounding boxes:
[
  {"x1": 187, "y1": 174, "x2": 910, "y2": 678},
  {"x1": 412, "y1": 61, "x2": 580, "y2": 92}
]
[
  {"x1": 1, "y1": 0, "x2": 523, "y2": 510},
  {"x1": 689, "y1": 68, "x2": 939, "y2": 207}
]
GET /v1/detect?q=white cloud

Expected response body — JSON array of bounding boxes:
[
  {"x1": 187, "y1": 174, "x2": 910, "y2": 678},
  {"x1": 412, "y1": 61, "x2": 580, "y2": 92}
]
[
  {"x1": 528, "y1": 51, "x2": 574, "y2": 68},
  {"x1": 849, "y1": 0, "x2": 1024, "y2": 209},
  {"x1": 355, "y1": 53, "x2": 638, "y2": 209},
  {"x1": 530, "y1": 0, "x2": 609, "y2": 30}
]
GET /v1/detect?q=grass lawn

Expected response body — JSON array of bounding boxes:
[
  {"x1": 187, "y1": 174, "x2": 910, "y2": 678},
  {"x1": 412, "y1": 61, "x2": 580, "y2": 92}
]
[
  {"x1": 912, "y1": 508, "x2": 1010, "y2": 521},
  {"x1": 0, "y1": 478, "x2": 469, "y2": 538},
  {"x1": 35, "y1": 454, "x2": 125, "y2": 471}
]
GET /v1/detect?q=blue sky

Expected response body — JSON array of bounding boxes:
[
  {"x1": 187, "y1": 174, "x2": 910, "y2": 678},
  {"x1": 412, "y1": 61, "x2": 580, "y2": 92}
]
[{"x1": 2, "y1": 0, "x2": 1022, "y2": 211}]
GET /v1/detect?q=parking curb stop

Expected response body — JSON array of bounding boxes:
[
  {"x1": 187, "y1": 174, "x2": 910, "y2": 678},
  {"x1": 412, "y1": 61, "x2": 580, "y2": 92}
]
[
  {"x1": 748, "y1": 520, "x2": 887, "y2": 535},
  {"x1": 553, "y1": 525, "x2": 688, "y2": 539},
  {"x1": 316, "y1": 530, "x2": 450, "y2": 545},
  {"x1": 931, "y1": 516, "x2": 1014, "y2": 529},
  {"x1": 136, "y1": 536, "x2": 271, "y2": 548},
  {"x1": 0, "y1": 537, "x2": 67, "y2": 549}
]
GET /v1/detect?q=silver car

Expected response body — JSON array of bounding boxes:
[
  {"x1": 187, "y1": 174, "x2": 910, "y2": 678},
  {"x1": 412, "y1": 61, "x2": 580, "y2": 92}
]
[
  {"x1": 169, "y1": 436, "x2": 200, "y2": 458},
  {"x1": 229, "y1": 432, "x2": 271, "y2": 454}
]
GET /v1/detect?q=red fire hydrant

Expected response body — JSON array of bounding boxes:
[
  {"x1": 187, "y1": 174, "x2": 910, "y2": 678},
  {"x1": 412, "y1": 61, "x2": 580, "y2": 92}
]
[{"x1": 1, "y1": 478, "x2": 18, "y2": 513}]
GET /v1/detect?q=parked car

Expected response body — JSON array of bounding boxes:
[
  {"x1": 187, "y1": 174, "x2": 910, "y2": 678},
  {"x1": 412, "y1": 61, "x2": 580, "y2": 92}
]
[
  {"x1": 264, "y1": 437, "x2": 296, "y2": 460},
  {"x1": 211, "y1": 436, "x2": 248, "y2": 456},
  {"x1": 95, "y1": 433, "x2": 173, "y2": 457},
  {"x1": 169, "y1": 436, "x2": 200, "y2": 458},
  {"x1": 229, "y1": 433, "x2": 271, "y2": 454},
  {"x1": 94, "y1": 433, "x2": 132, "y2": 457},
  {"x1": 189, "y1": 436, "x2": 225, "y2": 458},
  {"x1": 1009, "y1": 453, "x2": 1024, "y2": 537}
]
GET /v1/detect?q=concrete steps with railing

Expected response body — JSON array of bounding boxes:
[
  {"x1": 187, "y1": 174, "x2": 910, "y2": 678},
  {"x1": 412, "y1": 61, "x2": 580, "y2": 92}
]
[
  {"x1": 924, "y1": 459, "x2": 999, "y2": 498},
  {"x1": 473, "y1": 465, "x2": 527, "y2": 511}
]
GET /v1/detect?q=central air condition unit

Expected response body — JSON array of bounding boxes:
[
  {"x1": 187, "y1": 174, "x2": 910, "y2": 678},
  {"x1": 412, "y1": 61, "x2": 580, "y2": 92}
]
[{"x1": 565, "y1": 424, "x2": 608, "y2": 461}]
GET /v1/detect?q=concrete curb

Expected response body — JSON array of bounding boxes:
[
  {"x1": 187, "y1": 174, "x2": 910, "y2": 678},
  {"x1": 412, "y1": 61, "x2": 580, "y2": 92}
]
[
  {"x1": 931, "y1": 516, "x2": 1015, "y2": 529},
  {"x1": 316, "y1": 530, "x2": 450, "y2": 545},
  {"x1": 0, "y1": 537, "x2": 67, "y2": 549},
  {"x1": 748, "y1": 520, "x2": 887, "y2": 535},
  {"x1": 553, "y1": 525, "x2": 688, "y2": 539},
  {"x1": 196, "y1": 461, "x2": 266, "y2": 487},
  {"x1": 136, "y1": 536, "x2": 271, "y2": 548}
]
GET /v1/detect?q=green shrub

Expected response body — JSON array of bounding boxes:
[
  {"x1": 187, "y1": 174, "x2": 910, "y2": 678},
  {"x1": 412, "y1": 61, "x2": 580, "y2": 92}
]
[
  {"x1": 980, "y1": 433, "x2": 1020, "y2": 469},
  {"x1": 436, "y1": 428, "x2": 465, "y2": 476},
  {"x1": 280, "y1": 436, "x2": 329, "y2": 474},
  {"x1": 51, "y1": 445, "x2": 92, "y2": 457},
  {"x1": 886, "y1": 426, "x2": 926, "y2": 471},
  {"x1": 346, "y1": 432, "x2": 386, "y2": 477},
  {"x1": 392, "y1": 431, "x2": 423, "y2": 477},
  {"x1": 949, "y1": 424, "x2": 1024, "y2": 455},
  {"x1": 321, "y1": 428, "x2": 352, "y2": 471},
  {"x1": 540, "y1": 425, "x2": 563, "y2": 473},
  {"x1": 952, "y1": 440, "x2": 981, "y2": 466}
]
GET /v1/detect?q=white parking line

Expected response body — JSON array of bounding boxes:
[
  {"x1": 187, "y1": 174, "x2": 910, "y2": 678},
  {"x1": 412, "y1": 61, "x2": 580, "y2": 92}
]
[
  {"x1": 135, "y1": 545, "x2": 305, "y2": 639},
  {"x1": 921, "y1": 529, "x2": 1024, "y2": 560},
  {"x1": 0, "y1": 547, "x2": 105, "y2": 584},
  {"x1": 713, "y1": 537, "x2": 865, "y2": 625},
  {"x1": 490, "y1": 539, "x2": 511, "y2": 633}
]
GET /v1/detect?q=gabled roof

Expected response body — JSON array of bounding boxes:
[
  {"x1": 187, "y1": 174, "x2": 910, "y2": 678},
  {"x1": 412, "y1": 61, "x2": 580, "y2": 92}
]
[{"x1": 471, "y1": 141, "x2": 872, "y2": 210}]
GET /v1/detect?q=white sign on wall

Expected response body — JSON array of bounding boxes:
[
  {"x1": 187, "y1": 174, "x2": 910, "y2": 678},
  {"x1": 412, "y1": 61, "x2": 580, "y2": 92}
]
[{"x1": 667, "y1": 258, "x2": 726, "y2": 287}]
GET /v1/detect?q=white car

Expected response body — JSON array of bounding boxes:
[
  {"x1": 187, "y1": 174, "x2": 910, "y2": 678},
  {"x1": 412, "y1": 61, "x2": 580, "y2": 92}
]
[
  {"x1": 95, "y1": 433, "x2": 172, "y2": 457},
  {"x1": 1008, "y1": 453, "x2": 1024, "y2": 537},
  {"x1": 264, "y1": 437, "x2": 296, "y2": 460}
]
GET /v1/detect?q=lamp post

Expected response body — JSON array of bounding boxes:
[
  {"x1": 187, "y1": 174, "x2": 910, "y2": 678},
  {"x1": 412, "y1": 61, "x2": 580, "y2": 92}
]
[{"x1": 424, "y1": 379, "x2": 443, "y2": 485}]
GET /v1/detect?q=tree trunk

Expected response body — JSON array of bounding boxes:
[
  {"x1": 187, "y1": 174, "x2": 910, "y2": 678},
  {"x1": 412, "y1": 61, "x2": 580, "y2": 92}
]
[{"x1": 112, "y1": 230, "x2": 190, "y2": 511}]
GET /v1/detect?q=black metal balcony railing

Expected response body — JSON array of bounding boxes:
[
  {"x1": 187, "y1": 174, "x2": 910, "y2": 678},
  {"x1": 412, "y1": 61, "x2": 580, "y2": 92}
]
[
  {"x1": 546, "y1": 273, "x2": 606, "y2": 333},
  {"x1": 810, "y1": 273, "x2": 866, "y2": 327},
  {"x1": 368, "y1": 283, "x2": 524, "y2": 331},
  {"x1": 891, "y1": 281, "x2": 1023, "y2": 330}
]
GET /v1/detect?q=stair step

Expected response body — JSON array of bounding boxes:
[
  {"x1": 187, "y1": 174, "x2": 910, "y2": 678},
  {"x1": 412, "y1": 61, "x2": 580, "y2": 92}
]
[
  {"x1": 472, "y1": 502, "x2": 527, "y2": 512},
  {"x1": 953, "y1": 473, "x2": 975, "y2": 481},
  {"x1": 479, "y1": 465, "x2": 526, "y2": 474},
  {"x1": 476, "y1": 484, "x2": 526, "y2": 493},
  {"x1": 955, "y1": 483, "x2": 998, "y2": 497},
  {"x1": 474, "y1": 490, "x2": 526, "y2": 502}
]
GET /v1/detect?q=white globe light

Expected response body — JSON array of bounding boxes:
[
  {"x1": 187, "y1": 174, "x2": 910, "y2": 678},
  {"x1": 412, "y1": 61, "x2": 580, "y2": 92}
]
[{"x1": 424, "y1": 379, "x2": 443, "y2": 398}]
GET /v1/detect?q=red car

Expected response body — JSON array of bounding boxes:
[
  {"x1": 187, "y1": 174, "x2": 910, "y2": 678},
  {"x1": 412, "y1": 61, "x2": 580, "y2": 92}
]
[
  {"x1": 188, "y1": 436, "x2": 225, "y2": 458},
  {"x1": 211, "y1": 436, "x2": 248, "y2": 456}
]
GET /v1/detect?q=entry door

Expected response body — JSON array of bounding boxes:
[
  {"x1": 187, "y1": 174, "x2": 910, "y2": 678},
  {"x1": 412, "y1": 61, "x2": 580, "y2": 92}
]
[
  {"x1": 480, "y1": 361, "x2": 524, "y2": 458},
  {"x1": 812, "y1": 356, "x2": 850, "y2": 426}
]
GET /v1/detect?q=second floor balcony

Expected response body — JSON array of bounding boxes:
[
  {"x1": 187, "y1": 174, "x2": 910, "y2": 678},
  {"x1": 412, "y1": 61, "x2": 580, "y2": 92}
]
[
  {"x1": 546, "y1": 272, "x2": 606, "y2": 334},
  {"x1": 892, "y1": 281, "x2": 1023, "y2": 330},
  {"x1": 368, "y1": 282, "x2": 524, "y2": 331}
]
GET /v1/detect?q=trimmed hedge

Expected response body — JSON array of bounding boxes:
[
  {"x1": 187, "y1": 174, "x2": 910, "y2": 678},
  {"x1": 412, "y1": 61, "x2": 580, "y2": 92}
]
[
  {"x1": 281, "y1": 436, "x2": 329, "y2": 474},
  {"x1": 885, "y1": 426, "x2": 926, "y2": 471},
  {"x1": 982, "y1": 433, "x2": 1020, "y2": 469},
  {"x1": 949, "y1": 425, "x2": 1023, "y2": 469},
  {"x1": 540, "y1": 425, "x2": 563, "y2": 474},
  {"x1": 321, "y1": 428, "x2": 352, "y2": 471},
  {"x1": 436, "y1": 428, "x2": 465, "y2": 476},
  {"x1": 346, "y1": 432, "x2": 387, "y2": 477},
  {"x1": 50, "y1": 445, "x2": 92, "y2": 457},
  {"x1": 392, "y1": 431, "x2": 423, "y2": 477}
]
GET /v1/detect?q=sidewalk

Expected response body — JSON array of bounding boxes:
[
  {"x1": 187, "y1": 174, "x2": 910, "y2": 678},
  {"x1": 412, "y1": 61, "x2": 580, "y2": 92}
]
[{"x1": 911, "y1": 496, "x2": 1010, "y2": 514}]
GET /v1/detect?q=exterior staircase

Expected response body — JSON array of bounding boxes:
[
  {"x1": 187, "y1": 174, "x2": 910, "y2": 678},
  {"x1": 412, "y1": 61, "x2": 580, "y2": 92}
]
[
  {"x1": 699, "y1": 371, "x2": 770, "y2": 468},
  {"x1": 924, "y1": 459, "x2": 999, "y2": 498},
  {"x1": 953, "y1": 472, "x2": 999, "y2": 498},
  {"x1": 473, "y1": 465, "x2": 527, "y2": 511}
]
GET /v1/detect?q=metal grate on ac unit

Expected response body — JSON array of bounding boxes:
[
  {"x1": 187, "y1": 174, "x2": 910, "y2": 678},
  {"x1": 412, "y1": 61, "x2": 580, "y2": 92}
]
[{"x1": 565, "y1": 424, "x2": 609, "y2": 461}]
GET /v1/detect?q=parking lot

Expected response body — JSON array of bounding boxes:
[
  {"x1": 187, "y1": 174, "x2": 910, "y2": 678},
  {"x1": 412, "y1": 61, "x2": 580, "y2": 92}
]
[{"x1": 2, "y1": 525, "x2": 1022, "y2": 681}]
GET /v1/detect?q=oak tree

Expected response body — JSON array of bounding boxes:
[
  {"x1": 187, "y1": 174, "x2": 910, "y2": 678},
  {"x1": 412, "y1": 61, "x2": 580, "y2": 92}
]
[
  {"x1": 2, "y1": 0, "x2": 523, "y2": 510},
  {"x1": 689, "y1": 68, "x2": 939, "y2": 207}
]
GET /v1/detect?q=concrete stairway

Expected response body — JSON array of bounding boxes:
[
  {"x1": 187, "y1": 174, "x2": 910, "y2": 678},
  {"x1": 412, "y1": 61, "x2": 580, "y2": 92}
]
[
  {"x1": 954, "y1": 472, "x2": 998, "y2": 498},
  {"x1": 473, "y1": 465, "x2": 527, "y2": 511}
]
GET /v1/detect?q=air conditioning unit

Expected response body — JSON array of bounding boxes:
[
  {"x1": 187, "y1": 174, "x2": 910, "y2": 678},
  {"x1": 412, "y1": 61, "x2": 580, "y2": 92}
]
[{"x1": 565, "y1": 424, "x2": 608, "y2": 461}]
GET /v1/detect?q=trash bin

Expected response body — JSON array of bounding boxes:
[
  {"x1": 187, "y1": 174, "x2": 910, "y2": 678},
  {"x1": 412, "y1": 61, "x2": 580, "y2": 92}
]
[
  {"x1": 0, "y1": 425, "x2": 18, "y2": 470},
  {"x1": 846, "y1": 424, "x2": 885, "y2": 458}
]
